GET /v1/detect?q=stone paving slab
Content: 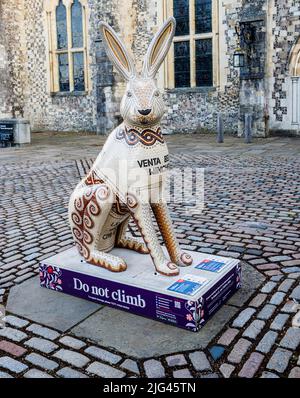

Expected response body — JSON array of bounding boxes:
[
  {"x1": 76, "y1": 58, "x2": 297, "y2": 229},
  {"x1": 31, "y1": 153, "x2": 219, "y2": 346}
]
[
  {"x1": 6, "y1": 276, "x2": 100, "y2": 331},
  {"x1": 227, "y1": 262, "x2": 265, "y2": 307},
  {"x1": 71, "y1": 304, "x2": 237, "y2": 358},
  {"x1": 4, "y1": 261, "x2": 262, "y2": 359}
]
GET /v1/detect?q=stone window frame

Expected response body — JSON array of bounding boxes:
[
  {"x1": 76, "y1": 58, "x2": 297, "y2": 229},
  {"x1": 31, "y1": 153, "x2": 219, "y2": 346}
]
[
  {"x1": 289, "y1": 38, "x2": 300, "y2": 126},
  {"x1": 289, "y1": 39, "x2": 300, "y2": 77},
  {"x1": 44, "y1": 0, "x2": 90, "y2": 94},
  {"x1": 161, "y1": 0, "x2": 220, "y2": 90}
]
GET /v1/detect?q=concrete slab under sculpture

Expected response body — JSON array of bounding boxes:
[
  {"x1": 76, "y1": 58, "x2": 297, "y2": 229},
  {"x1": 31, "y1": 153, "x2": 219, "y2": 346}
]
[
  {"x1": 71, "y1": 305, "x2": 239, "y2": 358},
  {"x1": 227, "y1": 264, "x2": 265, "y2": 307},
  {"x1": 6, "y1": 259, "x2": 263, "y2": 356},
  {"x1": 7, "y1": 276, "x2": 100, "y2": 332},
  {"x1": 67, "y1": 255, "x2": 265, "y2": 358}
]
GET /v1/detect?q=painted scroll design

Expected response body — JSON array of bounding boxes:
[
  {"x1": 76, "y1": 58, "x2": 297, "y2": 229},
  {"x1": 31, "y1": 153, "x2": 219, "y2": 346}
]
[
  {"x1": 116, "y1": 126, "x2": 164, "y2": 147},
  {"x1": 70, "y1": 184, "x2": 109, "y2": 260}
]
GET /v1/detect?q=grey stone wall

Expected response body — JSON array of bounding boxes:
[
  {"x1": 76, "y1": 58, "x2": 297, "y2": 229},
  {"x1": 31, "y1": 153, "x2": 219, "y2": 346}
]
[
  {"x1": 162, "y1": 88, "x2": 240, "y2": 134},
  {"x1": 0, "y1": 0, "x2": 27, "y2": 119},
  {"x1": 22, "y1": 0, "x2": 135, "y2": 133},
  {"x1": 268, "y1": 0, "x2": 300, "y2": 135},
  {"x1": 22, "y1": 0, "x2": 94, "y2": 132},
  {"x1": 0, "y1": 0, "x2": 299, "y2": 136},
  {"x1": 130, "y1": 0, "x2": 241, "y2": 135},
  {"x1": 19, "y1": 0, "x2": 244, "y2": 135},
  {"x1": 0, "y1": 2, "x2": 11, "y2": 118},
  {"x1": 236, "y1": 0, "x2": 268, "y2": 137}
]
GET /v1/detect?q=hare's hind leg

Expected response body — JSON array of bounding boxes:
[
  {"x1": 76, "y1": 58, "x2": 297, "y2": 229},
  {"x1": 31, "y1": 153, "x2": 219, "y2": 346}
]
[
  {"x1": 69, "y1": 184, "x2": 127, "y2": 272},
  {"x1": 151, "y1": 201, "x2": 193, "y2": 267}
]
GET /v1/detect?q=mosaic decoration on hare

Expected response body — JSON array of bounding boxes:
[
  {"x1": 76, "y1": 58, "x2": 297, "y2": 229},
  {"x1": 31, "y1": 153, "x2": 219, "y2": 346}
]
[{"x1": 68, "y1": 18, "x2": 193, "y2": 276}]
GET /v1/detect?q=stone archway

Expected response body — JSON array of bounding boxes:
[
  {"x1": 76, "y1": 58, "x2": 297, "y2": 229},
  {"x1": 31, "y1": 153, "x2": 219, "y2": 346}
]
[
  {"x1": 289, "y1": 38, "x2": 300, "y2": 127},
  {"x1": 289, "y1": 38, "x2": 300, "y2": 76}
]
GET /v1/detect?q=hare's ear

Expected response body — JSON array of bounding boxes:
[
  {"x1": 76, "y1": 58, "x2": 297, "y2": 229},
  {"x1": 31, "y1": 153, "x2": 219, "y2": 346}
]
[
  {"x1": 99, "y1": 22, "x2": 136, "y2": 81},
  {"x1": 142, "y1": 17, "x2": 176, "y2": 79}
]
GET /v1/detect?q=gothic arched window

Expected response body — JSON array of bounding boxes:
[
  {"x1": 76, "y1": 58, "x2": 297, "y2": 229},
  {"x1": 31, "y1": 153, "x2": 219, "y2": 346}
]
[
  {"x1": 164, "y1": 0, "x2": 218, "y2": 89},
  {"x1": 289, "y1": 38, "x2": 300, "y2": 127},
  {"x1": 289, "y1": 38, "x2": 300, "y2": 77},
  {"x1": 45, "y1": 0, "x2": 89, "y2": 93},
  {"x1": 56, "y1": 1, "x2": 68, "y2": 50}
]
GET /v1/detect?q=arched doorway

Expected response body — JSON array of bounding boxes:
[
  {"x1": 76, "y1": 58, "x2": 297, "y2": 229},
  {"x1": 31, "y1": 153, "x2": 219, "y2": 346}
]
[{"x1": 289, "y1": 38, "x2": 300, "y2": 128}]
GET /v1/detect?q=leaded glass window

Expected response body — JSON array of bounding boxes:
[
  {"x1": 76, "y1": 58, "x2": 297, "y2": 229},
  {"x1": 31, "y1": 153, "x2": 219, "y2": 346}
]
[
  {"x1": 72, "y1": 0, "x2": 83, "y2": 48},
  {"x1": 45, "y1": 0, "x2": 89, "y2": 93},
  {"x1": 174, "y1": 41, "x2": 190, "y2": 87},
  {"x1": 196, "y1": 39, "x2": 212, "y2": 86},
  {"x1": 73, "y1": 52, "x2": 85, "y2": 91},
  {"x1": 170, "y1": 0, "x2": 215, "y2": 88},
  {"x1": 58, "y1": 53, "x2": 70, "y2": 92},
  {"x1": 173, "y1": 0, "x2": 190, "y2": 36},
  {"x1": 56, "y1": 1, "x2": 67, "y2": 49},
  {"x1": 195, "y1": 0, "x2": 212, "y2": 34}
]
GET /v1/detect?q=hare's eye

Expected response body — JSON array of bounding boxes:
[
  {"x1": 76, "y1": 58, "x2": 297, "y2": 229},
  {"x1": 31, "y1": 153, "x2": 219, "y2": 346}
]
[
  {"x1": 154, "y1": 90, "x2": 160, "y2": 97},
  {"x1": 127, "y1": 91, "x2": 133, "y2": 98}
]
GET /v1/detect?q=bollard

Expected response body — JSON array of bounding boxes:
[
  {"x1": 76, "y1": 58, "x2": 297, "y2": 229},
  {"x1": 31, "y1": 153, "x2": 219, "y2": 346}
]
[
  {"x1": 217, "y1": 113, "x2": 224, "y2": 143},
  {"x1": 244, "y1": 113, "x2": 252, "y2": 144}
]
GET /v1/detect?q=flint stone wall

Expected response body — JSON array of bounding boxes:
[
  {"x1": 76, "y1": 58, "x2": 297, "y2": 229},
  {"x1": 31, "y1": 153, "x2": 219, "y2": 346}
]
[{"x1": 0, "y1": 0, "x2": 299, "y2": 136}]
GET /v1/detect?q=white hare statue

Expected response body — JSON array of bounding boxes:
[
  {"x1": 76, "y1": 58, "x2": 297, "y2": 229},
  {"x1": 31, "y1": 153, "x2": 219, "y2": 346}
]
[{"x1": 68, "y1": 17, "x2": 193, "y2": 276}]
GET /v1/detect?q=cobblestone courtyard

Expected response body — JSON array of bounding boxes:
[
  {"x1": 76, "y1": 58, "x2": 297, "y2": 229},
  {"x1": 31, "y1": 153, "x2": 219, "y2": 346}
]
[{"x1": 0, "y1": 132, "x2": 300, "y2": 378}]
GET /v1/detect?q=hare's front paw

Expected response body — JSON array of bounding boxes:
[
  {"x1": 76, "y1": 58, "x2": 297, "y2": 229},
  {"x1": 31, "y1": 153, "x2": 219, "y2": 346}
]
[
  {"x1": 88, "y1": 251, "x2": 127, "y2": 273},
  {"x1": 176, "y1": 252, "x2": 193, "y2": 267},
  {"x1": 155, "y1": 260, "x2": 179, "y2": 277},
  {"x1": 117, "y1": 236, "x2": 150, "y2": 255}
]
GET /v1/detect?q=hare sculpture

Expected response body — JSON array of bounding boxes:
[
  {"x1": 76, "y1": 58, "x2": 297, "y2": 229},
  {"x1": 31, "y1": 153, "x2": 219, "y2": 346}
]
[{"x1": 68, "y1": 17, "x2": 193, "y2": 276}]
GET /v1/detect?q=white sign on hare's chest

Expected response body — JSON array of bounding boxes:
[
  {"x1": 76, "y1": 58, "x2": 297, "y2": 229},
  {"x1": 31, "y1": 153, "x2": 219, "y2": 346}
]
[
  {"x1": 132, "y1": 145, "x2": 170, "y2": 177},
  {"x1": 137, "y1": 153, "x2": 169, "y2": 176}
]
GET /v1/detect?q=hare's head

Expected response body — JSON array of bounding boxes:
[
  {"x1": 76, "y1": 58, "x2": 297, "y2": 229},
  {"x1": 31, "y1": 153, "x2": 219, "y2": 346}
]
[{"x1": 99, "y1": 18, "x2": 176, "y2": 128}]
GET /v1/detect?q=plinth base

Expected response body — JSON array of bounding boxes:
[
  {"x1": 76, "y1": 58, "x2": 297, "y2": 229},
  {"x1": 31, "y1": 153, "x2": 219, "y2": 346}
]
[{"x1": 40, "y1": 247, "x2": 241, "y2": 332}]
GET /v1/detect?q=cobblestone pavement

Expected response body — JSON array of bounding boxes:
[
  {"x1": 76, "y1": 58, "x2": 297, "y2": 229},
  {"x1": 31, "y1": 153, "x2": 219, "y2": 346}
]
[{"x1": 0, "y1": 133, "x2": 300, "y2": 378}]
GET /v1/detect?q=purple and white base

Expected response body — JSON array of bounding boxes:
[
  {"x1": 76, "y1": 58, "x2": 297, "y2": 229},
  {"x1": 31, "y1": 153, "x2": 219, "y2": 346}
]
[{"x1": 40, "y1": 247, "x2": 242, "y2": 332}]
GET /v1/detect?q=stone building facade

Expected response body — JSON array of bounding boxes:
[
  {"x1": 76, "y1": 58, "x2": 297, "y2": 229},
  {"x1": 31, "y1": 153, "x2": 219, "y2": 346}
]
[{"x1": 0, "y1": 0, "x2": 300, "y2": 136}]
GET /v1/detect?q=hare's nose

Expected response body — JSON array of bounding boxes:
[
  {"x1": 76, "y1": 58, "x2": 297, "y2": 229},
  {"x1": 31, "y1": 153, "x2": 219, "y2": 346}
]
[{"x1": 138, "y1": 109, "x2": 151, "y2": 116}]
